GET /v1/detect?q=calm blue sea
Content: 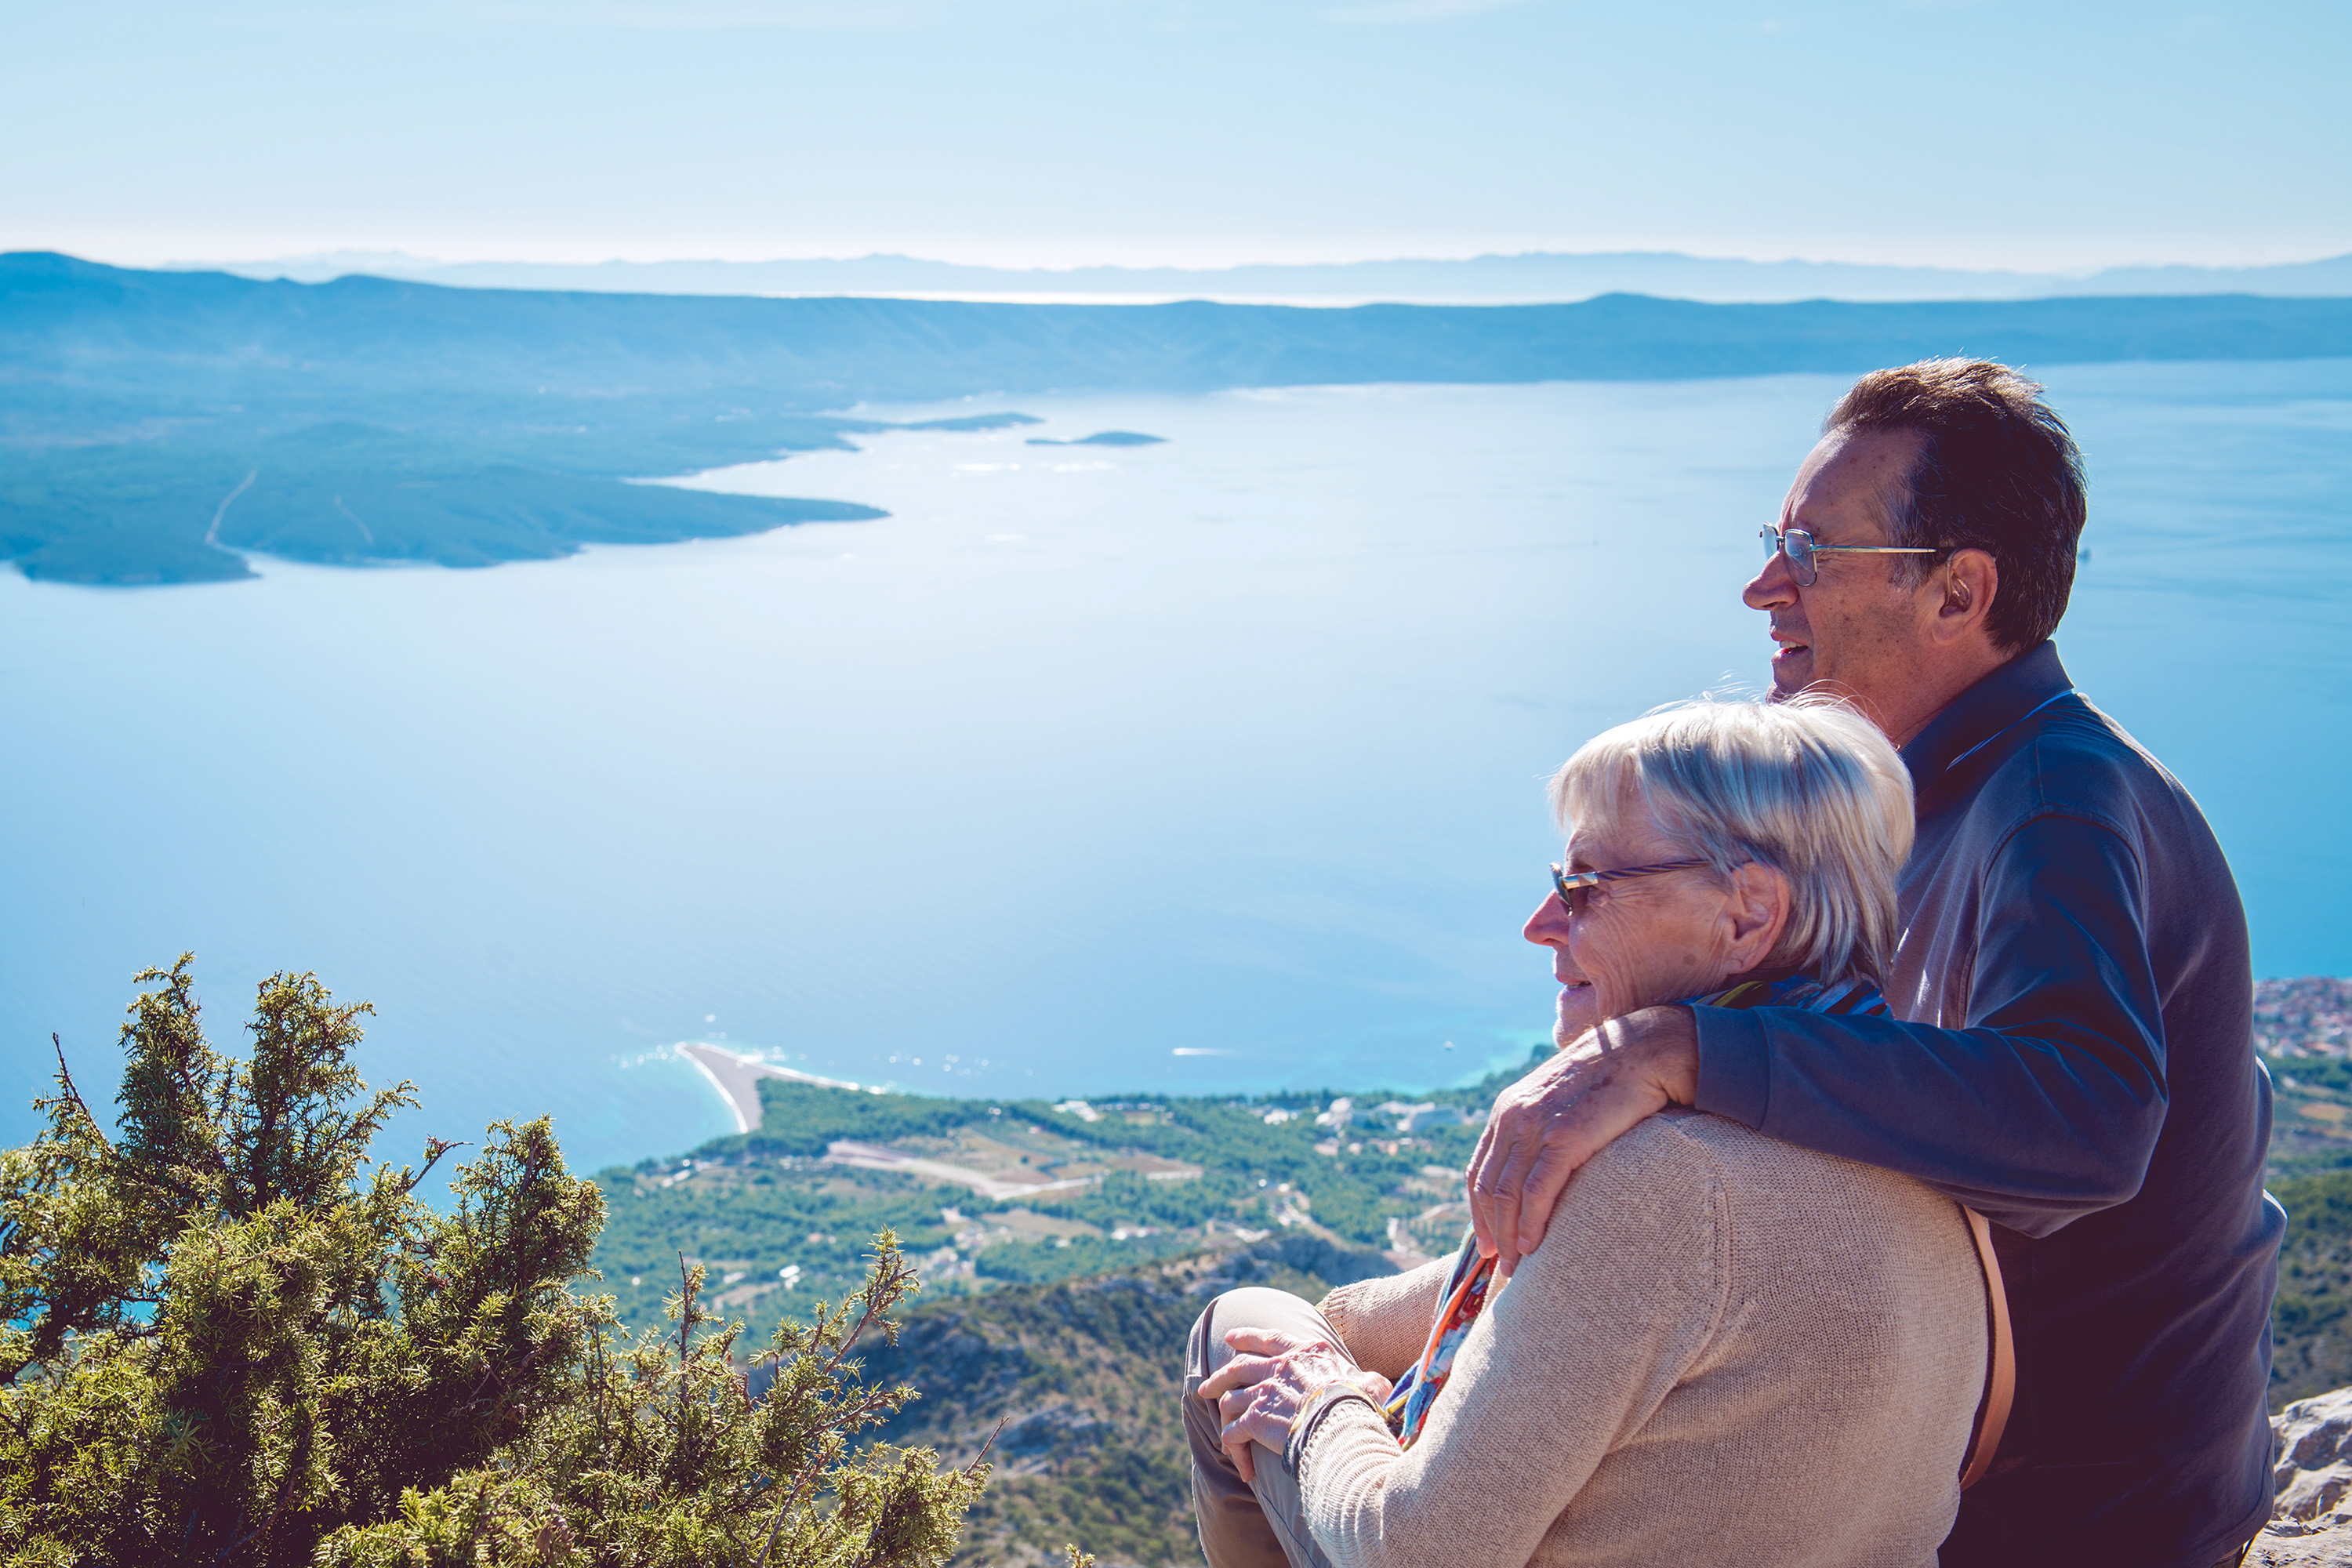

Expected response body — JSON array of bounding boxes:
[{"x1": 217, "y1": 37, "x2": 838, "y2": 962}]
[{"x1": 3, "y1": 361, "x2": 2346, "y2": 1175}]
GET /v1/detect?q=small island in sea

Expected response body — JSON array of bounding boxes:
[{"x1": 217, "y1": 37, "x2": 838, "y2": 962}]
[{"x1": 1024, "y1": 430, "x2": 1168, "y2": 447}]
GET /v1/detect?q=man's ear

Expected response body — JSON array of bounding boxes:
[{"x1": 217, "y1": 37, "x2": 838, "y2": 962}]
[
  {"x1": 1930, "y1": 547, "x2": 2000, "y2": 647},
  {"x1": 1722, "y1": 863, "x2": 1791, "y2": 972}
]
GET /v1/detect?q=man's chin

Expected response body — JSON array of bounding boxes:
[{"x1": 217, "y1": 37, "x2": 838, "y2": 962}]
[{"x1": 1768, "y1": 648, "x2": 1814, "y2": 699}]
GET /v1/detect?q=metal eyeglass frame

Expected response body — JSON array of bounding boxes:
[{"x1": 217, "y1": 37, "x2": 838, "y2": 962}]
[
  {"x1": 1760, "y1": 525, "x2": 1941, "y2": 588},
  {"x1": 1550, "y1": 858, "x2": 1711, "y2": 913}
]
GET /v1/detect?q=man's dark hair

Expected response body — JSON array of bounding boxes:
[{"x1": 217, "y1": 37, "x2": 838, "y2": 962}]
[{"x1": 1827, "y1": 358, "x2": 2087, "y2": 652}]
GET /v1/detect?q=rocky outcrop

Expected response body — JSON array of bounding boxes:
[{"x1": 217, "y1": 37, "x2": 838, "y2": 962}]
[{"x1": 2257, "y1": 1389, "x2": 2352, "y2": 1565}]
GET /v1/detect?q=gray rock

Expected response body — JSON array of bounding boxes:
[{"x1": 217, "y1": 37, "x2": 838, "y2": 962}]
[
  {"x1": 2256, "y1": 1388, "x2": 2352, "y2": 1565},
  {"x1": 2256, "y1": 1530, "x2": 2352, "y2": 1568}
]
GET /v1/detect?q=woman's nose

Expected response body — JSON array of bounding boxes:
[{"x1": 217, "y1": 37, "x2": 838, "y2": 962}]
[{"x1": 1523, "y1": 893, "x2": 1570, "y2": 947}]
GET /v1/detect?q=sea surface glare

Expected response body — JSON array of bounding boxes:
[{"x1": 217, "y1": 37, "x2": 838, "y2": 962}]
[{"x1": 1, "y1": 362, "x2": 2343, "y2": 1173}]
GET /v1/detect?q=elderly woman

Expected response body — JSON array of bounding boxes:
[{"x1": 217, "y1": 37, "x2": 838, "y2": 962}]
[{"x1": 1185, "y1": 699, "x2": 2004, "y2": 1567}]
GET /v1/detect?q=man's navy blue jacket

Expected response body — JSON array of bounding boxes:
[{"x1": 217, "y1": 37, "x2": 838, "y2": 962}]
[{"x1": 1692, "y1": 642, "x2": 2282, "y2": 1566}]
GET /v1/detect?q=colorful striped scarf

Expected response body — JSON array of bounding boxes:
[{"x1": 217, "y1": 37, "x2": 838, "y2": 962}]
[{"x1": 1381, "y1": 971, "x2": 1889, "y2": 1448}]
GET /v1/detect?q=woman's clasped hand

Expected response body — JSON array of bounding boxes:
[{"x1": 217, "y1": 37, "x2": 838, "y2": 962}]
[{"x1": 1195, "y1": 1328, "x2": 1393, "y2": 1483}]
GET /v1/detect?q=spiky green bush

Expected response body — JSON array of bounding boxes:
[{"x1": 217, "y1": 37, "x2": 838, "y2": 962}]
[{"x1": 0, "y1": 958, "x2": 986, "y2": 1567}]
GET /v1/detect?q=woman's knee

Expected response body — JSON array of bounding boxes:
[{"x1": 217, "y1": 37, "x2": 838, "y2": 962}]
[{"x1": 1189, "y1": 1287, "x2": 1334, "y2": 1381}]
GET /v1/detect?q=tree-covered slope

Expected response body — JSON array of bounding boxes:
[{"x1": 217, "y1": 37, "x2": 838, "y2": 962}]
[
  {"x1": 854, "y1": 1243, "x2": 1388, "y2": 1568},
  {"x1": 588, "y1": 1069, "x2": 1506, "y2": 1337},
  {"x1": 2272, "y1": 1171, "x2": 2352, "y2": 1408}
]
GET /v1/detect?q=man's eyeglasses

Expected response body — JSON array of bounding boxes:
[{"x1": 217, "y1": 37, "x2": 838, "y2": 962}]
[
  {"x1": 1760, "y1": 525, "x2": 1941, "y2": 588},
  {"x1": 1550, "y1": 858, "x2": 1711, "y2": 913}
]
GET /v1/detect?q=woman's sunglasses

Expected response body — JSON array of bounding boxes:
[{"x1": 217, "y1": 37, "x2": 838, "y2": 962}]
[{"x1": 1549, "y1": 858, "x2": 1711, "y2": 913}]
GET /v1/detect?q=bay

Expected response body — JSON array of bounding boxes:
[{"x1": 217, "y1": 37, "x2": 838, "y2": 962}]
[{"x1": 2, "y1": 361, "x2": 2344, "y2": 1175}]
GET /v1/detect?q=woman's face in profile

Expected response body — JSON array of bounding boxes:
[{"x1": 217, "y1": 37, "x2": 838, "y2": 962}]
[{"x1": 1523, "y1": 802, "x2": 1741, "y2": 1047}]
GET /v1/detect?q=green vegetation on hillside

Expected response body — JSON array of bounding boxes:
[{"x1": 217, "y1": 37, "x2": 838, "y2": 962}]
[
  {"x1": 0, "y1": 960, "x2": 989, "y2": 1567},
  {"x1": 2262, "y1": 1006, "x2": 2352, "y2": 1410},
  {"x1": 859, "y1": 1245, "x2": 1377, "y2": 1567},
  {"x1": 2264, "y1": 1062, "x2": 2352, "y2": 1185},
  {"x1": 720, "y1": 1078, "x2": 994, "y2": 1156},
  {"x1": 588, "y1": 1068, "x2": 1517, "y2": 1341},
  {"x1": 2271, "y1": 1170, "x2": 2352, "y2": 1408}
]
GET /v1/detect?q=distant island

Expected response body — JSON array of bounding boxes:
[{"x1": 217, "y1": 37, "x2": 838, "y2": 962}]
[
  {"x1": 1024, "y1": 430, "x2": 1167, "y2": 447},
  {"x1": 9, "y1": 250, "x2": 2352, "y2": 586}
]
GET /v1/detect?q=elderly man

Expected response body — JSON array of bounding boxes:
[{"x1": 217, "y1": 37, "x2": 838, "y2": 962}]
[{"x1": 1467, "y1": 358, "x2": 2281, "y2": 1566}]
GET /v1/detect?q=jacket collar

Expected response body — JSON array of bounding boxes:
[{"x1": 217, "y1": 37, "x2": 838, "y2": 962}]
[{"x1": 1898, "y1": 640, "x2": 2074, "y2": 796}]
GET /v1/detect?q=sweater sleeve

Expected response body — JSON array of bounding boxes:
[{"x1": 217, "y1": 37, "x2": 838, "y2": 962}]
[
  {"x1": 1318, "y1": 1258, "x2": 1450, "y2": 1383},
  {"x1": 1694, "y1": 812, "x2": 2168, "y2": 1237},
  {"x1": 1297, "y1": 1120, "x2": 1727, "y2": 1568}
]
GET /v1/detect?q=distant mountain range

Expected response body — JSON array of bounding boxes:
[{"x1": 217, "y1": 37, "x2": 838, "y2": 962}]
[
  {"x1": 8, "y1": 250, "x2": 2352, "y2": 586},
  {"x1": 174, "y1": 248, "x2": 2352, "y2": 306}
]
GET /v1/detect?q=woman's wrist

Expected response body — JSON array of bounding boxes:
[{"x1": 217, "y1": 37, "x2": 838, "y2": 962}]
[{"x1": 1283, "y1": 1381, "x2": 1386, "y2": 1478}]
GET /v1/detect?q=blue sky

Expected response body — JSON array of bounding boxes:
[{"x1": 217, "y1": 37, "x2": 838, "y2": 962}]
[{"x1": 5, "y1": 0, "x2": 2347, "y2": 270}]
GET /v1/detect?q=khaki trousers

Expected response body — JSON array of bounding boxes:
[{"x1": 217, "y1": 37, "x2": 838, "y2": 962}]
[{"x1": 1184, "y1": 1287, "x2": 1354, "y2": 1568}]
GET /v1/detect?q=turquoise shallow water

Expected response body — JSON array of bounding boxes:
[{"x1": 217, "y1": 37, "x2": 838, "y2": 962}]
[{"x1": 2, "y1": 361, "x2": 2345, "y2": 1174}]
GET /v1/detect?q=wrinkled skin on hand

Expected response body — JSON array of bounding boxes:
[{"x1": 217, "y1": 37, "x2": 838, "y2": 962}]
[
  {"x1": 1195, "y1": 1327, "x2": 1395, "y2": 1483},
  {"x1": 1465, "y1": 1006, "x2": 1702, "y2": 1280}
]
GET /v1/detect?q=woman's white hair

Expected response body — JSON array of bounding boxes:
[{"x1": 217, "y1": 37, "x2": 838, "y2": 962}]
[{"x1": 1548, "y1": 696, "x2": 1915, "y2": 987}]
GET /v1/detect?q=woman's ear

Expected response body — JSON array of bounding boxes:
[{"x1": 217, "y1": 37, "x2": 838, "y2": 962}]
[{"x1": 1722, "y1": 863, "x2": 1791, "y2": 972}]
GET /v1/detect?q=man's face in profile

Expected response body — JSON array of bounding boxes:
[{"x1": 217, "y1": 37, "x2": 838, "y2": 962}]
[{"x1": 1743, "y1": 426, "x2": 1933, "y2": 713}]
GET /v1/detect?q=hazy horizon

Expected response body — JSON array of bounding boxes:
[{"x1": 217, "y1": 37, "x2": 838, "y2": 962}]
[
  {"x1": 11, "y1": 2, "x2": 2345, "y2": 278},
  {"x1": 64, "y1": 243, "x2": 2352, "y2": 311},
  {"x1": 144, "y1": 242, "x2": 2352, "y2": 277}
]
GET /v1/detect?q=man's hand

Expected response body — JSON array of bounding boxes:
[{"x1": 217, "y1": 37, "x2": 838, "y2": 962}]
[
  {"x1": 1194, "y1": 1327, "x2": 1392, "y2": 1484},
  {"x1": 1466, "y1": 1006, "x2": 1701, "y2": 1281}
]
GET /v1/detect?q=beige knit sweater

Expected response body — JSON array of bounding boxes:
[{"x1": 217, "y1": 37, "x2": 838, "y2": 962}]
[{"x1": 1308, "y1": 1109, "x2": 1987, "y2": 1567}]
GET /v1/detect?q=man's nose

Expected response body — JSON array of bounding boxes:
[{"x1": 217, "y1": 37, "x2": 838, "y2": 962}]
[
  {"x1": 1744, "y1": 546, "x2": 1798, "y2": 612},
  {"x1": 1523, "y1": 893, "x2": 1570, "y2": 947}
]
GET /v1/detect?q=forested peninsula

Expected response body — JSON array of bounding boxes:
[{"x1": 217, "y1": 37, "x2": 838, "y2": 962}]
[{"x1": 8, "y1": 250, "x2": 2352, "y2": 585}]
